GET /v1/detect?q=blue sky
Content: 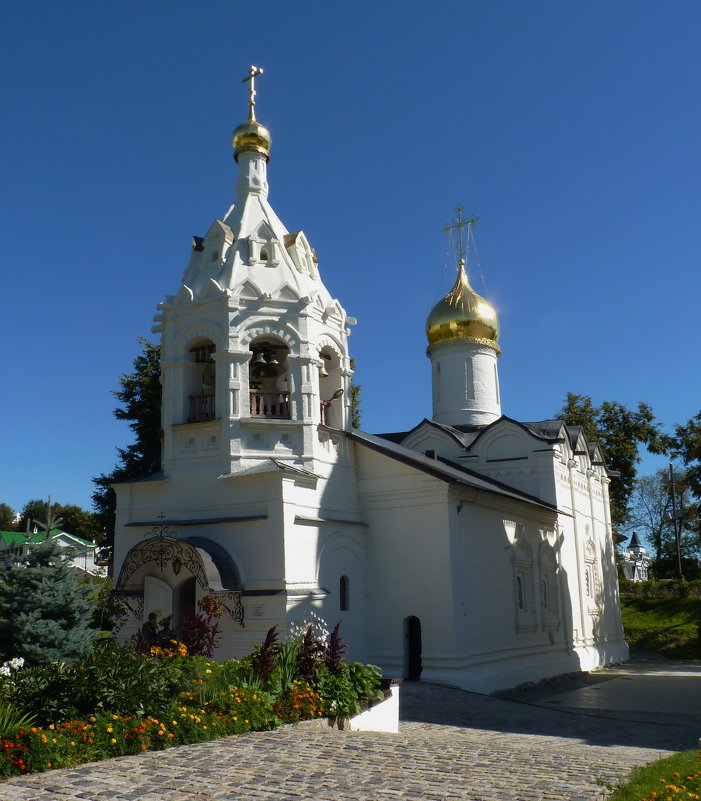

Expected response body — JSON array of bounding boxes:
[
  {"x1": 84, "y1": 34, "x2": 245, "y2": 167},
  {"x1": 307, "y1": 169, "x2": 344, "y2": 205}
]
[{"x1": 2, "y1": 1, "x2": 700, "y2": 516}]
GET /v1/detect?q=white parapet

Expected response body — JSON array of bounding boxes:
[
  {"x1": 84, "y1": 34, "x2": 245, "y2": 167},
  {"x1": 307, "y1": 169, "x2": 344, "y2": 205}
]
[{"x1": 344, "y1": 681, "x2": 400, "y2": 733}]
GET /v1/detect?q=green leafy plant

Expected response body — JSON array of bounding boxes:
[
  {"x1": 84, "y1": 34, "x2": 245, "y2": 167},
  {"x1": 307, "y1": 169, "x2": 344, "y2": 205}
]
[
  {"x1": 315, "y1": 662, "x2": 383, "y2": 719},
  {"x1": 268, "y1": 640, "x2": 299, "y2": 697},
  {"x1": 0, "y1": 701, "x2": 36, "y2": 740}
]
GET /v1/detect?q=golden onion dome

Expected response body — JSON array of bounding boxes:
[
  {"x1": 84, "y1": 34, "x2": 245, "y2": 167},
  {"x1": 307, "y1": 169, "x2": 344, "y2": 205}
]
[
  {"x1": 426, "y1": 262, "x2": 500, "y2": 352},
  {"x1": 232, "y1": 119, "x2": 272, "y2": 162}
]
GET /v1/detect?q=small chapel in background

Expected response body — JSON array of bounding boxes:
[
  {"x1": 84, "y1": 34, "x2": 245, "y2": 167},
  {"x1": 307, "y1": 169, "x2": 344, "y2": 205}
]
[{"x1": 112, "y1": 67, "x2": 628, "y2": 693}]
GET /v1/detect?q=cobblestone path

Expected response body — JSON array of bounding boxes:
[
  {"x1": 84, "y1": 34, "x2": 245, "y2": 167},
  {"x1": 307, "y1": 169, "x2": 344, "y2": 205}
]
[{"x1": 1, "y1": 680, "x2": 696, "y2": 801}]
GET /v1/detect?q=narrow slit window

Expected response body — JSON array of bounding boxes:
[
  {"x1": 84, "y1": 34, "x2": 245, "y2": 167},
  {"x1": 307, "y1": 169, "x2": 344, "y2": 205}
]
[{"x1": 340, "y1": 575, "x2": 349, "y2": 611}]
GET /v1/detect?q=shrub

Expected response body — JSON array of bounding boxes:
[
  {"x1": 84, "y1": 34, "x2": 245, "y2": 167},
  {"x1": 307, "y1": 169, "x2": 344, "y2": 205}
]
[
  {"x1": 6, "y1": 642, "x2": 193, "y2": 725},
  {"x1": 314, "y1": 662, "x2": 383, "y2": 719}
]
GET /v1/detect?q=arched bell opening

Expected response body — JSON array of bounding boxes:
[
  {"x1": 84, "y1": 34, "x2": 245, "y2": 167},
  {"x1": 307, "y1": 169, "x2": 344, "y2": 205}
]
[
  {"x1": 248, "y1": 337, "x2": 290, "y2": 419},
  {"x1": 186, "y1": 337, "x2": 216, "y2": 423},
  {"x1": 318, "y1": 347, "x2": 344, "y2": 427}
]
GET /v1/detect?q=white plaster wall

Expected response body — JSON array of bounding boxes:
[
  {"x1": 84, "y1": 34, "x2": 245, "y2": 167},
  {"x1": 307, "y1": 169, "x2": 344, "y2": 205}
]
[
  {"x1": 430, "y1": 341, "x2": 500, "y2": 426},
  {"x1": 352, "y1": 438, "x2": 625, "y2": 693}
]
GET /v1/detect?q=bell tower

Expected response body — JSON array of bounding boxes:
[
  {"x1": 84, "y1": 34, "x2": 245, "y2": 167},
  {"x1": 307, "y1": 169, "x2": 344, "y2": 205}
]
[
  {"x1": 426, "y1": 208, "x2": 501, "y2": 427},
  {"x1": 153, "y1": 66, "x2": 354, "y2": 477}
]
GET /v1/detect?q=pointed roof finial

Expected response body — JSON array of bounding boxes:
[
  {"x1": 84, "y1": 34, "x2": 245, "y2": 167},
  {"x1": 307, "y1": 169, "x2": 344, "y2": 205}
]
[
  {"x1": 243, "y1": 65, "x2": 264, "y2": 122},
  {"x1": 443, "y1": 205, "x2": 478, "y2": 268}
]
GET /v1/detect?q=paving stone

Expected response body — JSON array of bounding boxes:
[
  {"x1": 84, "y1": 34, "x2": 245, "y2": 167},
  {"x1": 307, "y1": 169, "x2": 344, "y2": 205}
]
[{"x1": 2, "y1": 663, "x2": 699, "y2": 801}]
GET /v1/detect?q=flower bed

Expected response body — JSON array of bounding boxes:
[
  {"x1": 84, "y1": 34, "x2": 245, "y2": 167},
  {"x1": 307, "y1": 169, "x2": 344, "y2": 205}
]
[{"x1": 0, "y1": 620, "x2": 383, "y2": 779}]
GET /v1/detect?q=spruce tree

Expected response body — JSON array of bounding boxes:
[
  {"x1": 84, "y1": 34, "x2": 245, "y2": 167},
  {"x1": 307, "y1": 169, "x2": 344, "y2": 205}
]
[
  {"x1": 92, "y1": 338, "x2": 162, "y2": 547},
  {"x1": 0, "y1": 540, "x2": 98, "y2": 665}
]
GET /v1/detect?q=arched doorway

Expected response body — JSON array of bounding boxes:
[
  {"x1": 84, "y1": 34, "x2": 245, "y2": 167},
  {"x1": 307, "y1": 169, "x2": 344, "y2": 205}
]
[{"x1": 404, "y1": 616, "x2": 422, "y2": 681}]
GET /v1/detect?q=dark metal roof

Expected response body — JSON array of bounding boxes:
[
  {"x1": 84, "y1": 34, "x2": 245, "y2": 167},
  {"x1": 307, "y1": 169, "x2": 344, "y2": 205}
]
[{"x1": 347, "y1": 429, "x2": 558, "y2": 513}]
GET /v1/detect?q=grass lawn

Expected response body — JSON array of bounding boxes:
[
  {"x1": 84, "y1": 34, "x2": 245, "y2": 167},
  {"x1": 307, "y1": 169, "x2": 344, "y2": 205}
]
[
  {"x1": 620, "y1": 597, "x2": 701, "y2": 659},
  {"x1": 608, "y1": 750, "x2": 701, "y2": 800}
]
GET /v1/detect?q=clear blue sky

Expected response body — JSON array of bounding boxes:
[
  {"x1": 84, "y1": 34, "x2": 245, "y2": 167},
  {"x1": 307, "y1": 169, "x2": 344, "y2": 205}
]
[{"x1": 3, "y1": 0, "x2": 699, "y2": 515}]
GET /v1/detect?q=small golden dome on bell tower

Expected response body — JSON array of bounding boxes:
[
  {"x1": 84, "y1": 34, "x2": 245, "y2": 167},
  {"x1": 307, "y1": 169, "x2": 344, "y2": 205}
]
[{"x1": 233, "y1": 65, "x2": 272, "y2": 162}]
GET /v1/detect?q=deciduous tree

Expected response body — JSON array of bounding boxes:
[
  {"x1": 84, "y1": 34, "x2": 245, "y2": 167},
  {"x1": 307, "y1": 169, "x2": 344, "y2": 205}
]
[
  {"x1": 669, "y1": 412, "x2": 701, "y2": 502},
  {"x1": 624, "y1": 470, "x2": 698, "y2": 577},
  {"x1": 17, "y1": 499, "x2": 99, "y2": 541}
]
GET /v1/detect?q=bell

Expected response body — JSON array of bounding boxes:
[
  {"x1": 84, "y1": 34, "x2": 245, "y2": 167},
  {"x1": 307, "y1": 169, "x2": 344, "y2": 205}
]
[
  {"x1": 268, "y1": 349, "x2": 278, "y2": 366},
  {"x1": 319, "y1": 363, "x2": 329, "y2": 378},
  {"x1": 252, "y1": 351, "x2": 266, "y2": 366}
]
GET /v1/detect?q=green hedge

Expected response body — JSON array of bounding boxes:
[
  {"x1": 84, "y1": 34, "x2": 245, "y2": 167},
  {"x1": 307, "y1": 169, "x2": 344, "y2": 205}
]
[{"x1": 619, "y1": 579, "x2": 701, "y2": 599}]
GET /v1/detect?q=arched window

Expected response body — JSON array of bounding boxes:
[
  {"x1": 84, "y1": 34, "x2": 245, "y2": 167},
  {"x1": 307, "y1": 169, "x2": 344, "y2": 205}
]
[
  {"x1": 339, "y1": 575, "x2": 349, "y2": 611},
  {"x1": 249, "y1": 339, "x2": 290, "y2": 419}
]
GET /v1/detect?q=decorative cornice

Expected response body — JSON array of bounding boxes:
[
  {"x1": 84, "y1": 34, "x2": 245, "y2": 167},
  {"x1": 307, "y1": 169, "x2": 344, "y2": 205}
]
[{"x1": 427, "y1": 337, "x2": 501, "y2": 356}]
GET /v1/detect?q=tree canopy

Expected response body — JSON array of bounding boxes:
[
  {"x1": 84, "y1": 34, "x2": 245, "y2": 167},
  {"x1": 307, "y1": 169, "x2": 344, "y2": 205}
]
[
  {"x1": 16, "y1": 499, "x2": 100, "y2": 541},
  {"x1": 669, "y1": 411, "x2": 701, "y2": 502},
  {"x1": 92, "y1": 338, "x2": 162, "y2": 546},
  {"x1": 557, "y1": 393, "x2": 665, "y2": 528},
  {"x1": 0, "y1": 503, "x2": 16, "y2": 531}
]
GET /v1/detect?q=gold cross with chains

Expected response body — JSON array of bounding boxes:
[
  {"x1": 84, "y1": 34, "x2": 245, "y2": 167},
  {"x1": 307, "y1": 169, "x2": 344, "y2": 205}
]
[
  {"x1": 242, "y1": 65, "x2": 264, "y2": 121},
  {"x1": 443, "y1": 205, "x2": 478, "y2": 266}
]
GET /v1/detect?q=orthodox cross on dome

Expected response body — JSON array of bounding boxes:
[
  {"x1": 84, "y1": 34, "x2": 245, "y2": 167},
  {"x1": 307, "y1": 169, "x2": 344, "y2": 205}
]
[
  {"x1": 443, "y1": 205, "x2": 478, "y2": 267},
  {"x1": 242, "y1": 65, "x2": 264, "y2": 121}
]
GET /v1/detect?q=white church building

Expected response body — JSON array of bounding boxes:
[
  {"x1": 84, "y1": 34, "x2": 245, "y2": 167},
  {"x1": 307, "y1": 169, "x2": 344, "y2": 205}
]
[{"x1": 112, "y1": 68, "x2": 628, "y2": 693}]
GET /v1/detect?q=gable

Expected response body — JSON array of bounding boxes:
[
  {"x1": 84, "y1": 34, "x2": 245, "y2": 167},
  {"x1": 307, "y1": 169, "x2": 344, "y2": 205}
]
[
  {"x1": 401, "y1": 422, "x2": 466, "y2": 461},
  {"x1": 474, "y1": 420, "x2": 537, "y2": 462}
]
